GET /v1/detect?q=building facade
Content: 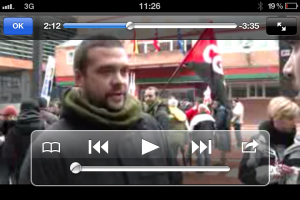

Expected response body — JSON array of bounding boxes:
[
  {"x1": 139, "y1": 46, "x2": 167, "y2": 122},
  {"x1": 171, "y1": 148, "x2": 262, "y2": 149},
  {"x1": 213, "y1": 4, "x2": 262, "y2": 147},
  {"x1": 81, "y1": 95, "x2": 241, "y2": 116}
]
[{"x1": 0, "y1": 16, "x2": 76, "y2": 106}]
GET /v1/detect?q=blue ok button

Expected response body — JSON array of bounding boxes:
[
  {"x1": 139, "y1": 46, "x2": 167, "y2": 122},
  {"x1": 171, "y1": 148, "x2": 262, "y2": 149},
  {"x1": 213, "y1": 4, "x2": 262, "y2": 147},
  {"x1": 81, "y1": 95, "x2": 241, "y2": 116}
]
[{"x1": 3, "y1": 17, "x2": 33, "y2": 35}]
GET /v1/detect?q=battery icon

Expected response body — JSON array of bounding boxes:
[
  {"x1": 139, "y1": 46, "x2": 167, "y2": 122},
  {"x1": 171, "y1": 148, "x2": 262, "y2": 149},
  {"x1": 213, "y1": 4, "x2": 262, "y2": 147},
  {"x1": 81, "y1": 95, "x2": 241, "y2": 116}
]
[{"x1": 285, "y1": 2, "x2": 298, "y2": 9}]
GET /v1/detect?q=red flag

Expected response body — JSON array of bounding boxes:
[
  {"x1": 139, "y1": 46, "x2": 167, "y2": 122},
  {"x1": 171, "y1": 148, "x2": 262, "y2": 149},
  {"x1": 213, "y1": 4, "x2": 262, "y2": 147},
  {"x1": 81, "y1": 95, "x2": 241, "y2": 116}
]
[
  {"x1": 184, "y1": 29, "x2": 222, "y2": 74},
  {"x1": 153, "y1": 28, "x2": 160, "y2": 51},
  {"x1": 183, "y1": 28, "x2": 228, "y2": 108}
]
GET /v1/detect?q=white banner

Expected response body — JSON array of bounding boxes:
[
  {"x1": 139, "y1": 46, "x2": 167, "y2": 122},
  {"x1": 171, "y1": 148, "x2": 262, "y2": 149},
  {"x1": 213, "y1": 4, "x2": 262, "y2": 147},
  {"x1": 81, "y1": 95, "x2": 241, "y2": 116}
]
[
  {"x1": 216, "y1": 39, "x2": 279, "y2": 53},
  {"x1": 280, "y1": 49, "x2": 291, "y2": 57},
  {"x1": 41, "y1": 56, "x2": 56, "y2": 105},
  {"x1": 128, "y1": 72, "x2": 136, "y2": 96}
]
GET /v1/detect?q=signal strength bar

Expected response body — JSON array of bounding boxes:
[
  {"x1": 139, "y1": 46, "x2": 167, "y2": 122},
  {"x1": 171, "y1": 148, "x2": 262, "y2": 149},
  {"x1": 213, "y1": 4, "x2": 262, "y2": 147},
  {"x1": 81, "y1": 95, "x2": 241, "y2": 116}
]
[{"x1": 2, "y1": 4, "x2": 14, "y2": 9}]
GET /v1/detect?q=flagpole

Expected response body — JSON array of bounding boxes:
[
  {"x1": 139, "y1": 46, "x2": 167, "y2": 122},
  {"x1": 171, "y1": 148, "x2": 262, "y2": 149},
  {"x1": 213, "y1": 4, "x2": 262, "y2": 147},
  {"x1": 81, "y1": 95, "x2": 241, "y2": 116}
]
[{"x1": 160, "y1": 29, "x2": 210, "y2": 97}]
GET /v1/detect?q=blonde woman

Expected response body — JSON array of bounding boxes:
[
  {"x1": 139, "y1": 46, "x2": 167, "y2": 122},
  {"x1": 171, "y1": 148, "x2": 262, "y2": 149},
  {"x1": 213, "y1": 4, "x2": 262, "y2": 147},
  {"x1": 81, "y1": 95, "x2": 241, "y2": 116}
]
[{"x1": 239, "y1": 96, "x2": 300, "y2": 185}]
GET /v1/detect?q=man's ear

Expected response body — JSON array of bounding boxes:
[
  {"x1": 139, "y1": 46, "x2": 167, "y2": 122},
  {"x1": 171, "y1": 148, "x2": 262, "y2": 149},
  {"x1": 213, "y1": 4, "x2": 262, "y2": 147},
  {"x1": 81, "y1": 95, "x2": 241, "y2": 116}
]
[{"x1": 74, "y1": 69, "x2": 83, "y2": 87}]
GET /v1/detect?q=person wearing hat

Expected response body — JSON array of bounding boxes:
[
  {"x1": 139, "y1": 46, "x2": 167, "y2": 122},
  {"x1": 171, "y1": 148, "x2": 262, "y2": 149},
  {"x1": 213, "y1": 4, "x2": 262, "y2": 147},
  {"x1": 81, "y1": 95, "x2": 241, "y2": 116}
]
[
  {"x1": 0, "y1": 106, "x2": 18, "y2": 158},
  {"x1": 0, "y1": 105, "x2": 18, "y2": 137},
  {"x1": 185, "y1": 98, "x2": 210, "y2": 123},
  {"x1": 0, "y1": 105, "x2": 17, "y2": 184},
  {"x1": 2, "y1": 100, "x2": 46, "y2": 184},
  {"x1": 186, "y1": 104, "x2": 215, "y2": 167}
]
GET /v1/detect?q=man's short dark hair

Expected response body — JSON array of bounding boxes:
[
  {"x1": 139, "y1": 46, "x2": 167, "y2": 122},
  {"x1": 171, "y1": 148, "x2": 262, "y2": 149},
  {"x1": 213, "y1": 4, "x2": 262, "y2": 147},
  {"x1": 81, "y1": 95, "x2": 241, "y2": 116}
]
[
  {"x1": 38, "y1": 97, "x2": 47, "y2": 108},
  {"x1": 145, "y1": 86, "x2": 159, "y2": 96},
  {"x1": 74, "y1": 34, "x2": 124, "y2": 73},
  {"x1": 21, "y1": 99, "x2": 39, "y2": 112},
  {"x1": 213, "y1": 100, "x2": 219, "y2": 106}
]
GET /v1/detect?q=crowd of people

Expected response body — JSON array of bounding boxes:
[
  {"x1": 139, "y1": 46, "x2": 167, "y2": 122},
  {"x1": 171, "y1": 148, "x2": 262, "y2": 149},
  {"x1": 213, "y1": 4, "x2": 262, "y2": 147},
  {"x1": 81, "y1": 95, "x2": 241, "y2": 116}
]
[
  {"x1": 142, "y1": 86, "x2": 243, "y2": 167},
  {"x1": 0, "y1": 98, "x2": 60, "y2": 184},
  {"x1": 0, "y1": 35, "x2": 299, "y2": 185}
]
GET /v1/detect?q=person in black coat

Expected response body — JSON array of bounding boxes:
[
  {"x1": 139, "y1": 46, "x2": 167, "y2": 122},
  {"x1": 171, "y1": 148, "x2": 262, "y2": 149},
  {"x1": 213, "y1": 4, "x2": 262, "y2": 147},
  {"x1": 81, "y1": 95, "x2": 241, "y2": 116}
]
[
  {"x1": 2, "y1": 100, "x2": 46, "y2": 184},
  {"x1": 212, "y1": 100, "x2": 231, "y2": 165}
]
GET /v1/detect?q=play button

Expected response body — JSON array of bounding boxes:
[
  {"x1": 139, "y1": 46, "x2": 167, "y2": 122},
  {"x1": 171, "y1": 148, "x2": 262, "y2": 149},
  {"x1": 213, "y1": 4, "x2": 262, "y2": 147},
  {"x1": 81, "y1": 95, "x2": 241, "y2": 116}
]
[{"x1": 142, "y1": 139, "x2": 159, "y2": 155}]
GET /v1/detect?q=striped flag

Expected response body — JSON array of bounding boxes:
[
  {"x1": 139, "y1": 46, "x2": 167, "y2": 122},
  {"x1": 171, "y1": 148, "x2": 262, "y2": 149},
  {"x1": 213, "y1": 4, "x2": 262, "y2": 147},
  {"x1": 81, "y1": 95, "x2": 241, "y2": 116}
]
[
  {"x1": 203, "y1": 86, "x2": 212, "y2": 106},
  {"x1": 177, "y1": 28, "x2": 185, "y2": 54},
  {"x1": 133, "y1": 40, "x2": 139, "y2": 54},
  {"x1": 132, "y1": 29, "x2": 139, "y2": 54},
  {"x1": 41, "y1": 56, "x2": 56, "y2": 105},
  {"x1": 153, "y1": 28, "x2": 160, "y2": 51},
  {"x1": 128, "y1": 72, "x2": 137, "y2": 97}
]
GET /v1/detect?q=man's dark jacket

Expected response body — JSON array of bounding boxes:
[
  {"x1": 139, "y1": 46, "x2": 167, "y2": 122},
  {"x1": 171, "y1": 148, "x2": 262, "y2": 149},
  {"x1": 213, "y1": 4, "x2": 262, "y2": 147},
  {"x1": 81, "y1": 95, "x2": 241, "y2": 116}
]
[
  {"x1": 146, "y1": 100, "x2": 170, "y2": 130},
  {"x1": 2, "y1": 100, "x2": 45, "y2": 182},
  {"x1": 213, "y1": 105, "x2": 229, "y2": 130},
  {"x1": 19, "y1": 89, "x2": 182, "y2": 185}
]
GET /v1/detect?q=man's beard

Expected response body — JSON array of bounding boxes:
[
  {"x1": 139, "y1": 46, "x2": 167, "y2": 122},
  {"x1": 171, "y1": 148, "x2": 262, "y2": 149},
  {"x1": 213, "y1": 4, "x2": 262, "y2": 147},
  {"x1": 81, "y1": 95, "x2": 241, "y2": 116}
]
[
  {"x1": 85, "y1": 90, "x2": 126, "y2": 112},
  {"x1": 83, "y1": 88, "x2": 106, "y2": 109},
  {"x1": 146, "y1": 100, "x2": 154, "y2": 106}
]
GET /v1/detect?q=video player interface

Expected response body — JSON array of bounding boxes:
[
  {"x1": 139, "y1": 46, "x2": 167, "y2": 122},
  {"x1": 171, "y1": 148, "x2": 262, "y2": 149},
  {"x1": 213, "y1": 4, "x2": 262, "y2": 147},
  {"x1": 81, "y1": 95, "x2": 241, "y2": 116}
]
[
  {"x1": 30, "y1": 130, "x2": 270, "y2": 186},
  {"x1": 0, "y1": 2, "x2": 299, "y2": 186}
]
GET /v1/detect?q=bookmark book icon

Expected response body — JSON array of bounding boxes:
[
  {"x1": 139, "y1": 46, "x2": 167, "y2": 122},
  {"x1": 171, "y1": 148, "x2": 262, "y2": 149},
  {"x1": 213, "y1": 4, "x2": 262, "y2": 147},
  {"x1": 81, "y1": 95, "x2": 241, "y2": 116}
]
[{"x1": 42, "y1": 142, "x2": 60, "y2": 153}]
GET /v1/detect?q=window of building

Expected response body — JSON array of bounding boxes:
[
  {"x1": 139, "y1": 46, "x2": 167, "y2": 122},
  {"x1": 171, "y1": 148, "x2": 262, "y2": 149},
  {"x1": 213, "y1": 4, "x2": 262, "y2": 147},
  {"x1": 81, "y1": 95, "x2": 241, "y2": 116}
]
[
  {"x1": 173, "y1": 40, "x2": 180, "y2": 50},
  {"x1": 11, "y1": 93, "x2": 21, "y2": 103},
  {"x1": 257, "y1": 84, "x2": 263, "y2": 97},
  {"x1": 159, "y1": 40, "x2": 173, "y2": 51},
  {"x1": 231, "y1": 85, "x2": 247, "y2": 98},
  {"x1": 249, "y1": 83, "x2": 263, "y2": 97},
  {"x1": 265, "y1": 83, "x2": 280, "y2": 97},
  {"x1": 159, "y1": 41, "x2": 170, "y2": 51},
  {"x1": 67, "y1": 51, "x2": 74, "y2": 65},
  {"x1": 140, "y1": 88, "x2": 195, "y2": 101},
  {"x1": 0, "y1": 76, "x2": 4, "y2": 88},
  {"x1": 0, "y1": 90, "x2": 9, "y2": 103},
  {"x1": 185, "y1": 40, "x2": 192, "y2": 52},
  {"x1": 146, "y1": 43, "x2": 156, "y2": 53},
  {"x1": 249, "y1": 84, "x2": 256, "y2": 97},
  {"x1": 136, "y1": 40, "x2": 193, "y2": 54},
  {"x1": 11, "y1": 77, "x2": 21, "y2": 89},
  {"x1": 138, "y1": 43, "x2": 145, "y2": 53},
  {"x1": 171, "y1": 90, "x2": 194, "y2": 101}
]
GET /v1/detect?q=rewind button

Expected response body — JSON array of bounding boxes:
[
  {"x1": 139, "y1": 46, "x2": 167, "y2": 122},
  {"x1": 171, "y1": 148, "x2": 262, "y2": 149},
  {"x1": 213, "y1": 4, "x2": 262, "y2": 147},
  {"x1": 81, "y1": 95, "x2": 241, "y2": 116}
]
[{"x1": 88, "y1": 140, "x2": 109, "y2": 154}]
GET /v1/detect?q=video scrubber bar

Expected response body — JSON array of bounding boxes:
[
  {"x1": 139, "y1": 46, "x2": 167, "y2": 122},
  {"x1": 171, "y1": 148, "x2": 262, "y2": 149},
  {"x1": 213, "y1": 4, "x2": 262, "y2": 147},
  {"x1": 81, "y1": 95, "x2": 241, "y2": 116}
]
[
  {"x1": 70, "y1": 162, "x2": 231, "y2": 174},
  {"x1": 63, "y1": 22, "x2": 238, "y2": 30}
]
